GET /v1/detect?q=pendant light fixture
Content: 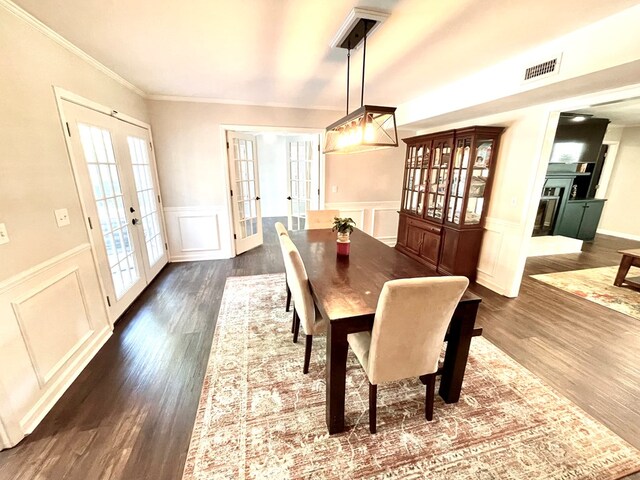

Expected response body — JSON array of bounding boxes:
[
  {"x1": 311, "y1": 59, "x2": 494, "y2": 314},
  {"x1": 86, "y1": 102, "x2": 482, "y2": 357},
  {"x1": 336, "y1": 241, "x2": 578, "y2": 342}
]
[{"x1": 324, "y1": 10, "x2": 398, "y2": 154}]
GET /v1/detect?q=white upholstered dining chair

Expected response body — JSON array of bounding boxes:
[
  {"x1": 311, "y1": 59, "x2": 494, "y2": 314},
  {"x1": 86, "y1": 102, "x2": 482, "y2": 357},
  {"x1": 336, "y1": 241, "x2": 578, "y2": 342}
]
[
  {"x1": 274, "y1": 222, "x2": 294, "y2": 324},
  {"x1": 347, "y1": 276, "x2": 469, "y2": 433},
  {"x1": 305, "y1": 209, "x2": 339, "y2": 230},
  {"x1": 280, "y1": 235, "x2": 327, "y2": 373}
]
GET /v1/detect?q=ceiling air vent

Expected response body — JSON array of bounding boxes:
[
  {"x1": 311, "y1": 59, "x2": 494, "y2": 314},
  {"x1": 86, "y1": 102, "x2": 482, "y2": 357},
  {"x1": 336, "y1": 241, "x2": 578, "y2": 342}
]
[{"x1": 523, "y1": 54, "x2": 562, "y2": 82}]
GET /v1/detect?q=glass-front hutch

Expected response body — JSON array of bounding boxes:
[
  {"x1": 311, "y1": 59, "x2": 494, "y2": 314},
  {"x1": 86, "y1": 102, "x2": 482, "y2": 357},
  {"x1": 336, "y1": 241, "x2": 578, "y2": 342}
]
[{"x1": 396, "y1": 127, "x2": 504, "y2": 279}]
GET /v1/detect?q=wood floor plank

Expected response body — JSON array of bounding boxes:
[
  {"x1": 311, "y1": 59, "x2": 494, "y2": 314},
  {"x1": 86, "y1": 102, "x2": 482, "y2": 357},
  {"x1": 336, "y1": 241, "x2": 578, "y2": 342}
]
[{"x1": 0, "y1": 221, "x2": 638, "y2": 479}]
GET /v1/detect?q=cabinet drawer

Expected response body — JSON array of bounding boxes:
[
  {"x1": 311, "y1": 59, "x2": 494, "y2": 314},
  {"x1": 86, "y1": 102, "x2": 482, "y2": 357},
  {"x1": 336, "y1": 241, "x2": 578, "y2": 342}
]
[{"x1": 407, "y1": 217, "x2": 442, "y2": 235}]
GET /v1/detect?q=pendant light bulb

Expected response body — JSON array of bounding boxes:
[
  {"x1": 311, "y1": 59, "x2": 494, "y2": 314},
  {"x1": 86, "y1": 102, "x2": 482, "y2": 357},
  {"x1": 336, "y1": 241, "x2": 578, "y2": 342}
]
[{"x1": 364, "y1": 115, "x2": 375, "y2": 142}]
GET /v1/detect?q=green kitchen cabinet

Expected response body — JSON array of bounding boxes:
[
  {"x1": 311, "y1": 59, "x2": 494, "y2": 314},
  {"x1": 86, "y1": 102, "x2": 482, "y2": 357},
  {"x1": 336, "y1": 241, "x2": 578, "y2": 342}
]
[{"x1": 555, "y1": 199, "x2": 606, "y2": 240}]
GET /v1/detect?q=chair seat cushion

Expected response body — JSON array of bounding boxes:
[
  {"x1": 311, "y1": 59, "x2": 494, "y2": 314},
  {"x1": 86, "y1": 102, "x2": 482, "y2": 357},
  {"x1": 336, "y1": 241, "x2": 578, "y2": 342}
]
[{"x1": 347, "y1": 331, "x2": 372, "y2": 378}]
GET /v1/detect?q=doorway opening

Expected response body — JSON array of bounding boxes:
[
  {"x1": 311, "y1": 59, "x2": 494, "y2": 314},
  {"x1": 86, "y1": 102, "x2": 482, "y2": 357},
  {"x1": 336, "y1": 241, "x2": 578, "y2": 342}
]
[
  {"x1": 523, "y1": 97, "x2": 640, "y2": 296},
  {"x1": 224, "y1": 128, "x2": 323, "y2": 255}
]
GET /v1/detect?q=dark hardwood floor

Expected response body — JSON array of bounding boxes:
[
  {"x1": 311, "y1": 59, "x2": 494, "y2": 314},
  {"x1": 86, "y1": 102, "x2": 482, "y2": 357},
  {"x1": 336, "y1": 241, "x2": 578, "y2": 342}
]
[
  {"x1": 473, "y1": 234, "x2": 640, "y2": 453},
  {"x1": 0, "y1": 221, "x2": 638, "y2": 479}
]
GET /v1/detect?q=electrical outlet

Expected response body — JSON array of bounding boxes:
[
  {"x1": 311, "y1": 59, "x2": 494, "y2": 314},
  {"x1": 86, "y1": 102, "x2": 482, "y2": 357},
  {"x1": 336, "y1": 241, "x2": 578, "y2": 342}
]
[
  {"x1": 0, "y1": 223, "x2": 9, "y2": 245},
  {"x1": 331, "y1": 185, "x2": 338, "y2": 193},
  {"x1": 55, "y1": 208, "x2": 70, "y2": 227}
]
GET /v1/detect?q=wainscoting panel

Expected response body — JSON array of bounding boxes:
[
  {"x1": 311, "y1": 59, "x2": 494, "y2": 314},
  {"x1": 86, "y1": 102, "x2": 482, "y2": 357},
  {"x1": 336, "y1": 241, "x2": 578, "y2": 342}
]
[
  {"x1": 0, "y1": 244, "x2": 111, "y2": 448},
  {"x1": 476, "y1": 217, "x2": 524, "y2": 297},
  {"x1": 11, "y1": 268, "x2": 94, "y2": 388},
  {"x1": 164, "y1": 206, "x2": 232, "y2": 261},
  {"x1": 325, "y1": 201, "x2": 400, "y2": 246}
]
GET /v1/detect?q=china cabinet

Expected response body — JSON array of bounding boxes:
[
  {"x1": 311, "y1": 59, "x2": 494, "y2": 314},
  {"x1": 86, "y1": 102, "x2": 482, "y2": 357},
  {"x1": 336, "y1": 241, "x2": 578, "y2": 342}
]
[{"x1": 396, "y1": 126, "x2": 504, "y2": 279}]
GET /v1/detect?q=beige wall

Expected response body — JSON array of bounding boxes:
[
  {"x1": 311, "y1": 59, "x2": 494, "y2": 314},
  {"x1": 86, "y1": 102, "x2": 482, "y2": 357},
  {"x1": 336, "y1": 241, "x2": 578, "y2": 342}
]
[
  {"x1": 0, "y1": 7, "x2": 148, "y2": 281},
  {"x1": 146, "y1": 100, "x2": 338, "y2": 208},
  {"x1": 324, "y1": 130, "x2": 411, "y2": 204},
  {"x1": 599, "y1": 126, "x2": 640, "y2": 238}
]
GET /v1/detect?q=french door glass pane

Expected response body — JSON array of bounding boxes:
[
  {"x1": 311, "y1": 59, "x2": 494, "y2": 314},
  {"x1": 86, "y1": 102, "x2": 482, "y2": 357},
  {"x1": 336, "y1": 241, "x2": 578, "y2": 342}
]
[
  {"x1": 288, "y1": 140, "x2": 313, "y2": 231},
  {"x1": 127, "y1": 136, "x2": 164, "y2": 267},
  {"x1": 233, "y1": 138, "x2": 259, "y2": 240},
  {"x1": 79, "y1": 124, "x2": 139, "y2": 299}
]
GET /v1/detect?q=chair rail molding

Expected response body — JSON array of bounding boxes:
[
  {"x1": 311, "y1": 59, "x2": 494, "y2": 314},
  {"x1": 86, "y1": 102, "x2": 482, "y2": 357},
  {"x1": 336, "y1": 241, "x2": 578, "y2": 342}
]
[
  {"x1": 163, "y1": 206, "x2": 232, "y2": 261},
  {"x1": 0, "y1": 243, "x2": 111, "y2": 449},
  {"x1": 325, "y1": 201, "x2": 400, "y2": 246}
]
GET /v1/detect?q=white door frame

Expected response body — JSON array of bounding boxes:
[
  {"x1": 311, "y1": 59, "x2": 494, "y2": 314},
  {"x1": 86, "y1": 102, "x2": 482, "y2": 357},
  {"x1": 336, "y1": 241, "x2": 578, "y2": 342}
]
[
  {"x1": 53, "y1": 87, "x2": 169, "y2": 326},
  {"x1": 219, "y1": 124, "x2": 326, "y2": 257},
  {"x1": 510, "y1": 84, "x2": 640, "y2": 297},
  {"x1": 596, "y1": 141, "x2": 620, "y2": 199}
]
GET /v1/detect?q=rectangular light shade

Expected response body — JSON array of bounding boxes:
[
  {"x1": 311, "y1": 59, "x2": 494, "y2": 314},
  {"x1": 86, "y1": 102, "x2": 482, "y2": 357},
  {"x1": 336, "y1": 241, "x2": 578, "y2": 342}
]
[{"x1": 324, "y1": 105, "x2": 398, "y2": 154}]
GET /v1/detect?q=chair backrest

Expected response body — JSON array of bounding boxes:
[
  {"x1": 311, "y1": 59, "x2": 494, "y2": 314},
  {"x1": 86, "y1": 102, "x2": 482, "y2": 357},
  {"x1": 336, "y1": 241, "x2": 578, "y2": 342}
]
[
  {"x1": 367, "y1": 276, "x2": 469, "y2": 385},
  {"x1": 306, "y1": 210, "x2": 340, "y2": 230},
  {"x1": 276, "y1": 222, "x2": 294, "y2": 282},
  {"x1": 275, "y1": 222, "x2": 288, "y2": 237},
  {"x1": 280, "y1": 235, "x2": 316, "y2": 332}
]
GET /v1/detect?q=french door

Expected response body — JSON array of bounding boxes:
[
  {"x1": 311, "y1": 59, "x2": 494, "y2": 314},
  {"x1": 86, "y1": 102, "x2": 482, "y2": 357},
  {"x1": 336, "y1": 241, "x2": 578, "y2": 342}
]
[
  {"x1": 287, "y1": 136, "x2": 320, "y2": 230},
  {"x1": 227, "y1": 131, "x2": 263, "y2": 254},
  {"x1": 63, "y1": 101, "x2": 168, "y2": 321}
]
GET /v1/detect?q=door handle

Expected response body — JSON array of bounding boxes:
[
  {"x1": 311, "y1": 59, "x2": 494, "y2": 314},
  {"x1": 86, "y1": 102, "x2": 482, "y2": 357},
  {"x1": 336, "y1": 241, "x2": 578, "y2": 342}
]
[
  {"x1": 256, "y1": 196, "x2": 261, "y2": 200},
  {"x1": 287, "y1": 196, "x2": 292, "y2": 200},
  {"x1": 132, "y1": 218, "x2": 140, "y2": 225}
]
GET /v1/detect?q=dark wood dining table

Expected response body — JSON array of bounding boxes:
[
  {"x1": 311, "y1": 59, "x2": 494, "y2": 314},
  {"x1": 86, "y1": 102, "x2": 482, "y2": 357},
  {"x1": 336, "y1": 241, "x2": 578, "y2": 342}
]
[{"x1": 288, "y1": 228, "x2": 482, "y2": 434}]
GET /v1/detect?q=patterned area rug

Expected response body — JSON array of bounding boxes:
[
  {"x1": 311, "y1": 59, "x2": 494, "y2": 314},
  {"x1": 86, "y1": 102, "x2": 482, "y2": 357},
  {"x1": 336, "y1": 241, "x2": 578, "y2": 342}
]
[
  {"x1": 531, "y1": 266, "x2": 640, "y2": 320},
  {"x1": 183, "y1": 274, "x2": 640, "y2": 480}
]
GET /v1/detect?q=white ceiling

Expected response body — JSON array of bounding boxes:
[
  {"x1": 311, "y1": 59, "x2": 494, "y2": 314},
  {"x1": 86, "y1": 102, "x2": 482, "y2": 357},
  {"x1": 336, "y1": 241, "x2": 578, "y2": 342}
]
[
  {"x1": 13, "y1": 0, "x2": 640, "y2": 109},
  {"x1": 573, "y1": 97, "x2": 640, "y2": 126}
]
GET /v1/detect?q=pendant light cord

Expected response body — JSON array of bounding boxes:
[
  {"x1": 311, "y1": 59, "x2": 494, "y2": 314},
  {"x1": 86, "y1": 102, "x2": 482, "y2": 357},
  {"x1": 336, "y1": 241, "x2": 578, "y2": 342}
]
[
  {"x1": 346, "y1": 45, "x2": 351, "y2": 115},
  {"x1": 361, "y1": 21, "x2": 368, "y2": 107}
]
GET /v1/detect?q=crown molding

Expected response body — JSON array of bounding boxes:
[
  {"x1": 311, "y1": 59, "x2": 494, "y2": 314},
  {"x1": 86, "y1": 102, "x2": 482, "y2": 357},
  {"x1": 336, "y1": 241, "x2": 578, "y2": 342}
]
[
  {"x1": 0, "y1": 0, "x2": 146, "y2": 98},
  {"x1": 146, "y1": 94, "x2": 341, "y2": 112}
]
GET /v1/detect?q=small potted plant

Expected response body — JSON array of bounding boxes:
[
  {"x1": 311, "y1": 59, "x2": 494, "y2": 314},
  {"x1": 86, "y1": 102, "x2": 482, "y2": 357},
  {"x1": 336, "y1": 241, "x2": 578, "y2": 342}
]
[{"x1": 332, "y1": 217, "x2": 356, "y2": 255}]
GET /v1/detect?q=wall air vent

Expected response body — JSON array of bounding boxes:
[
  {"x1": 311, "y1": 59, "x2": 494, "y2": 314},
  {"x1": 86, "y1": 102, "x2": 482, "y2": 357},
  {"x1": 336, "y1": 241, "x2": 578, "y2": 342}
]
[{"x1": 523, "y1": 54, "x2": 562, "y2": 82}]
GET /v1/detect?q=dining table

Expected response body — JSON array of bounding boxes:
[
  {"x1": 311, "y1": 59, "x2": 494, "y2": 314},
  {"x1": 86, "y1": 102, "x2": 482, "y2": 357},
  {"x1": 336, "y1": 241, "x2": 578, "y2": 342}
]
[{"x1": 288, "y1": 227, "x2": 482, "y2": 434}]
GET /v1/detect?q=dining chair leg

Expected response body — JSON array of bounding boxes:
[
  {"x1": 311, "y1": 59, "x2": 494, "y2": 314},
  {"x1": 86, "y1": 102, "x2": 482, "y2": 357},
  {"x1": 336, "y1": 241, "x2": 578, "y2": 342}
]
[
  {"x1": 425, "y1": 373, "x2": 436, "y2": 421},
  {"x1": 285, "y1": 283, "x2": 292, "y2": 312},
  {"x1": 291, "y1": 309, "x2": 296, "y2": 334},
  {"x1": 303, "y1": 335, "x2": 313, "y2": 374},
  {"x1": 293, "y1": 310, "x2": 300, "y2": 344},
  {"x1": 369, "y1": 383, "x2": 377, "y2": 434}
]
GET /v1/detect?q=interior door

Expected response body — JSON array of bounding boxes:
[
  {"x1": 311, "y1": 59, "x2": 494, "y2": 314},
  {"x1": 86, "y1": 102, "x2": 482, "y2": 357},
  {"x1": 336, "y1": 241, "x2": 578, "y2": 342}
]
[
  {"x1": 62, "y1": 101, "x2": 168, "y2": 321},
  {"x1": 227, "y1": 131, "x2": 263, "y2": 254},
  {"x1": 286, "y1": 135, "x2": 320, "y2": 230},
  {"x1": 121, "y1": 124, "x2": 168, "y2": 279}
]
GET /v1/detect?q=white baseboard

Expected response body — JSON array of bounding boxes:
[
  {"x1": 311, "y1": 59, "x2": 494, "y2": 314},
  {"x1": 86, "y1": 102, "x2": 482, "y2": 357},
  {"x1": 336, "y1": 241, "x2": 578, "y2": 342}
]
[
  {"x1": 596, "y1": 228, "x2": 640, "y2": 242},
  {"x1": 476, "y1": 272, "x2": 510, "y2": 297}
]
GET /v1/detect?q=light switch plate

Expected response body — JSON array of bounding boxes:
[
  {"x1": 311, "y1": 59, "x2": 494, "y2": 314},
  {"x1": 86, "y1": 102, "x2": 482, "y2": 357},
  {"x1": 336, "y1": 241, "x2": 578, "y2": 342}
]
[
  {"x1": 55, "y1": 208, "x2": 70, "y2": 227},
  {"x1": 0, "y1": 223, "x2": 9, "y2": 245}
]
